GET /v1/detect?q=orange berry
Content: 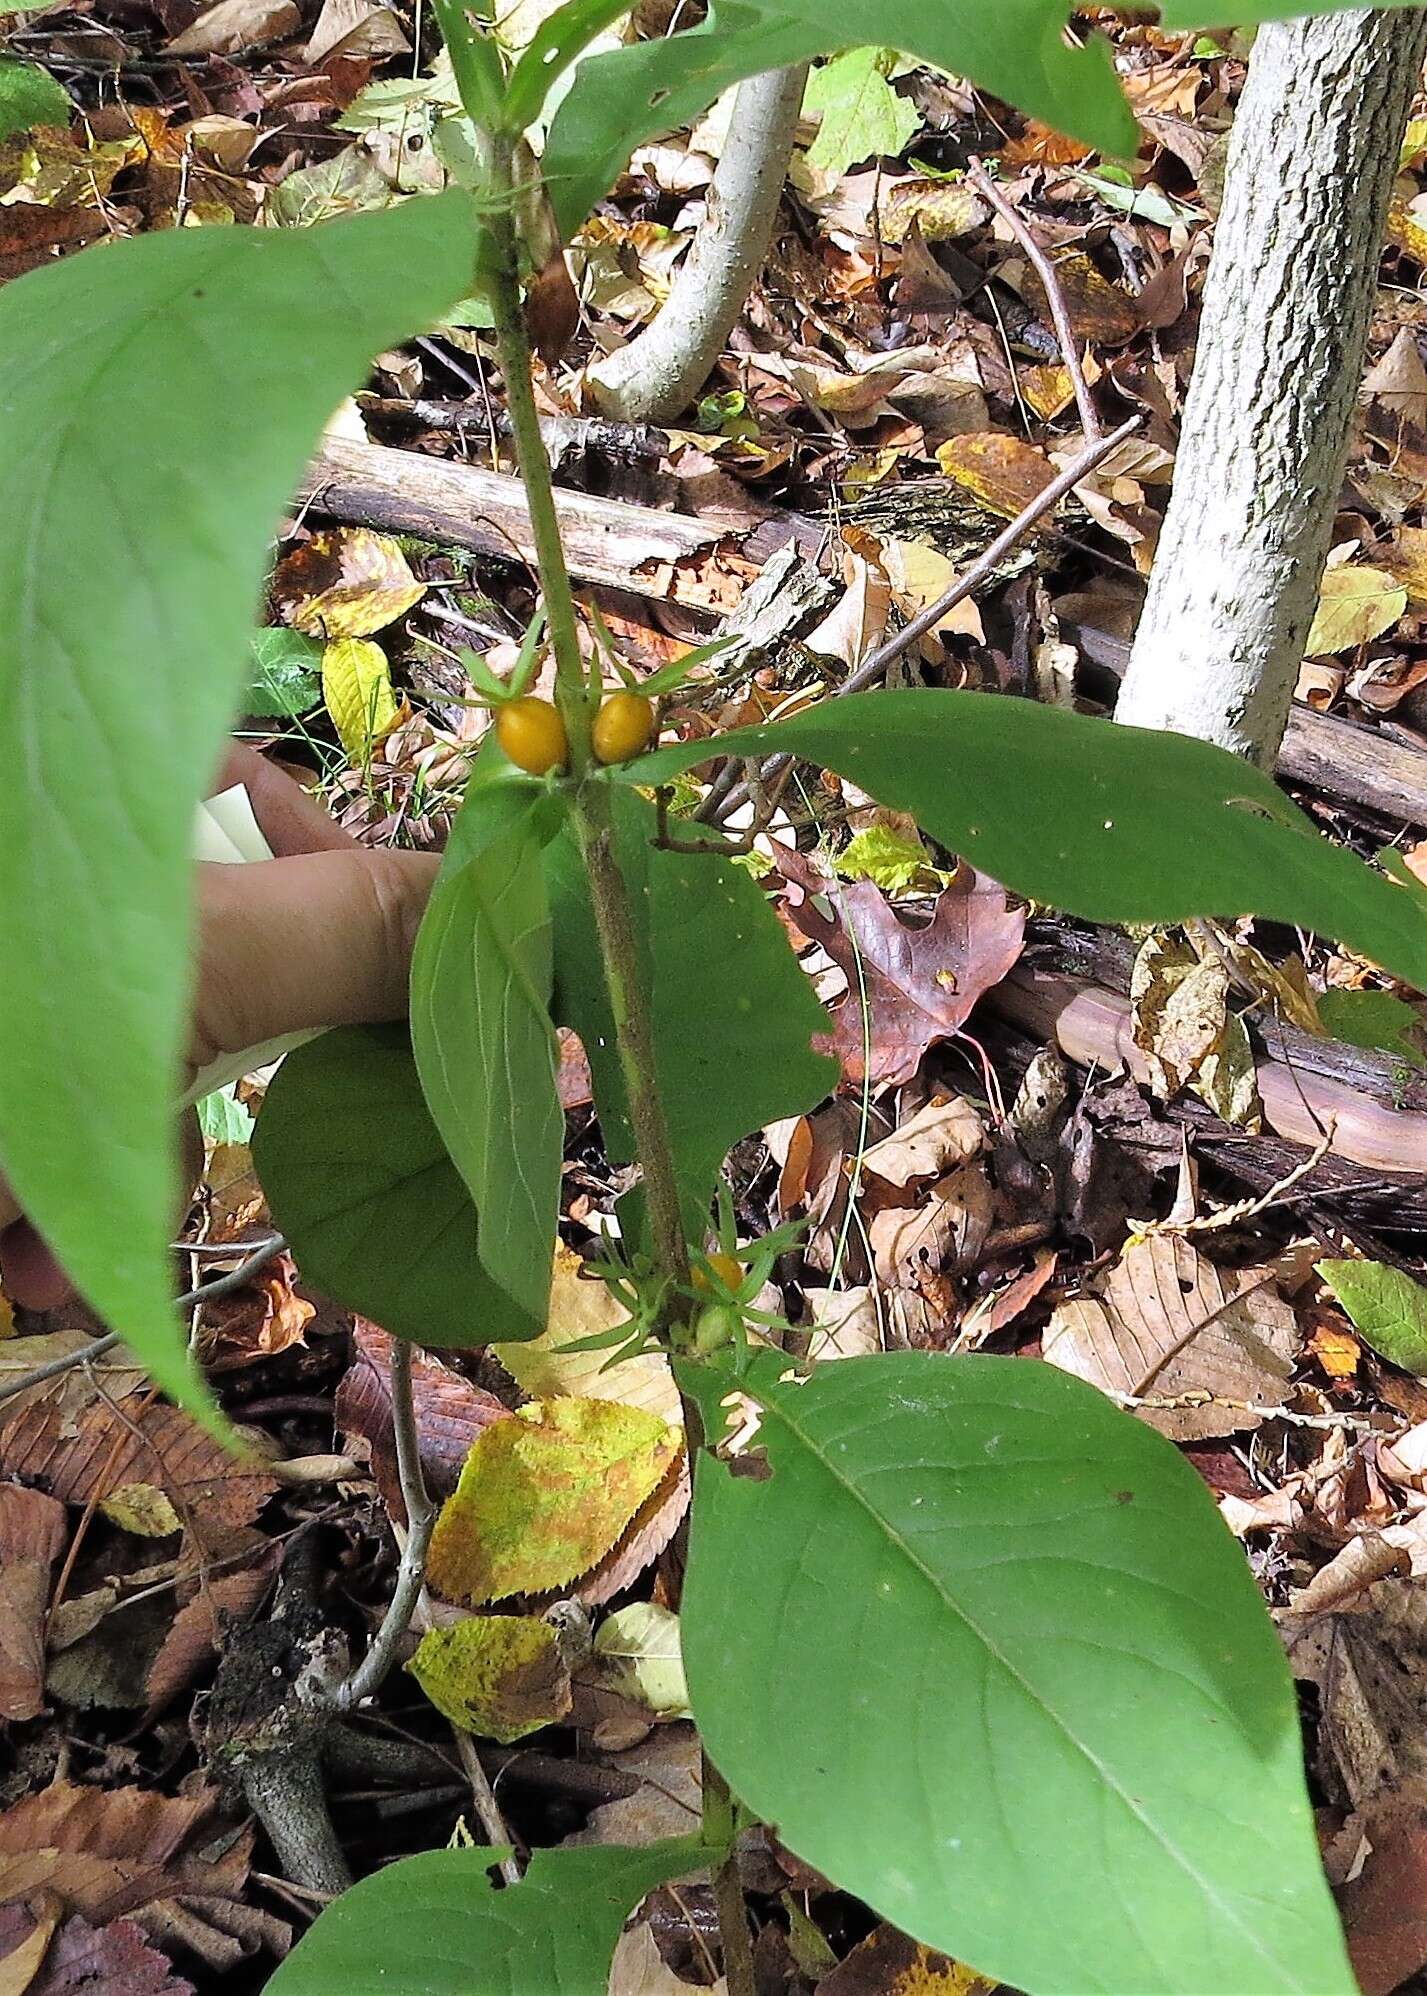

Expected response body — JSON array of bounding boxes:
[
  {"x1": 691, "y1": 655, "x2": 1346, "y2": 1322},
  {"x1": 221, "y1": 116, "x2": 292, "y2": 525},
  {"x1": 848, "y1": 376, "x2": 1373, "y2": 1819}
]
[
  {"x1": 497, "y1": 696, "x2": 568, "y2": 776},
  {"x1": 694, "y1": 1252, "x2": 744, "y2": 1296},
  {"x1": 592, "y1": 690, "x2": 656, "y2": 766}
]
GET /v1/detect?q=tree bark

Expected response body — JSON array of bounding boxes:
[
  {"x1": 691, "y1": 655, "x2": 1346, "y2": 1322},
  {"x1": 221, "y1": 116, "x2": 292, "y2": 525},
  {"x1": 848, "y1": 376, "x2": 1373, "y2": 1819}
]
[
  {"x1": 586, "y1": 65, "x2": 807, "y2": 423},
  {"x1": 1114, "y1": 8, "x2": 1427, "y2": 767}
]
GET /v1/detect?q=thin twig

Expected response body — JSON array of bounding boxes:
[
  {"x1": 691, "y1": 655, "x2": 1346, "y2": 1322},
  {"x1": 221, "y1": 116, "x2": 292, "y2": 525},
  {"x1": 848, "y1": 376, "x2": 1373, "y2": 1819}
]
[
  {"x1": 331, "y1": 1337, "x2": 436, "y2": 1713},
  {"x1": 452, "y1": 1729, "x2": 523, "y2": 1886},
  {"x1": 0, "y1": 1232, "x2": 288, "y2": 1408},
  {"x1": 967, "y1": 159, "x2": 1101, "y2": 442},
  {"x1": 1104, "y1": 1387, "x2": 1382, "y2": 1434},
  {"x1": 700, "y1": 414, "x2": 1142, "y2": 825}
]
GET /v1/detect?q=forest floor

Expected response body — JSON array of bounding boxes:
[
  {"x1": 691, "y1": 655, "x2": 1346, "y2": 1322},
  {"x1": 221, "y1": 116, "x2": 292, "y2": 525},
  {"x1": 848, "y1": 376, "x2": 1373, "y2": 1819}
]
[{"x1": 5, "y1": 5, "x2": 1427, "y2": 1992}]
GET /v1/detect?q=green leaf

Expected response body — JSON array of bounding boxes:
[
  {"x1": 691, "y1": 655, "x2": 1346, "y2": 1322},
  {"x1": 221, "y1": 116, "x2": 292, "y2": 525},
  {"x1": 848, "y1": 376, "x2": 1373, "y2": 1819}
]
[
  {"x1": 252, "y1": 1023, "x2": 514, "y2": 1348},
  {"x1": 542, "y1": 0, "x2": 1137, "y2": 238},
  {"x1": 410, "y1": 780, "x2": 564, "y2": 1334},
  {"x1": 0, "y1": 194, "x2": 475, "y2": 1419},
  {"x1": 544, "y1": 791, "x2": 835, "y2": 1232},
  {"x1": 246, "y1": 629, "x2": 324, "y2": 718},
  {"x1": 265, "y1": 1839, "x2": 709, "y2": 1996},
  {"x1": 1317, "y1": 1257, "x2": 1427, "y2": 1375},
  {"x1": 0, "y1": 58, "x2": 70, "y2": 139},
  {"x1": 836, "y1": 821, "x2": 935, "y2": 894},
  {"x1": 1318, "y1": 987, "x2": 1426, "y2": 1068},
  {"x1": 196, "y1": 1084, "x2": 254, "y2": 1147},
  {"x1": 680, "y1": 1347, "x2": 1352, "y2": 1994},
  {"x1": 621, "y1": 689, "x2": 1427, "y2": 995},
  {"x1": 804, "y1": 49, "x2": 920, "y2": 176}
]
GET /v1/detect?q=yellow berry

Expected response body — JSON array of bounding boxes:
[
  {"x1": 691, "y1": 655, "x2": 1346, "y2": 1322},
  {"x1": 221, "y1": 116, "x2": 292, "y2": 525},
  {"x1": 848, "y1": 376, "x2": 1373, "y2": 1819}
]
[
  {"x1": 592, "y1": 691, "x2": 656, "y2": 766},
  {"x1": 497, "y1": 696, "x2": 568, "y2": 776}
]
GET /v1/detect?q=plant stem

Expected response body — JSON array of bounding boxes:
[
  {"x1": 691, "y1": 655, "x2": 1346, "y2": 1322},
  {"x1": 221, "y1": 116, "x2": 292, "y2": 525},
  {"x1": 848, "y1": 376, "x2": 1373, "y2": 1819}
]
[
  {"x1": 703, "y1": 1758, "x2": 755, "y2": 1996},
  {"x1": 332, "y1": 1336, "x2": 435, "y2": 1712},
  {"x1": 482, "y1": 131, "x2": 690, "y2": 1301},
  {"x1": 483, "y1": 130, "x2": 593, "y2": 769}
]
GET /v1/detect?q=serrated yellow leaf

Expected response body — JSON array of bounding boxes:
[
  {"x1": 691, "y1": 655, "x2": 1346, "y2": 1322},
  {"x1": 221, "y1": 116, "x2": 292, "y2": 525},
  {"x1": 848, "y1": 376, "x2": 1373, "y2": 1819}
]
[
  {"x1": 99, "y1": 1481, "x2": 181, "y2": 1536},
  {"x1": 407, "y1": 1616, "x2": 570, "y2": 1742},
  {"x1": 322, "y1": 637, "x2": 398, "y2": 756},
  {"x1": 428, "y1": 1395, "x2": 681, "y2": 1605},
  {"x1": 1306, "y1": 564, "x2": 1406, "y2": 656},
  {"x1": 491, "y1": 1243, "x2": 681, "y2": 1428}
]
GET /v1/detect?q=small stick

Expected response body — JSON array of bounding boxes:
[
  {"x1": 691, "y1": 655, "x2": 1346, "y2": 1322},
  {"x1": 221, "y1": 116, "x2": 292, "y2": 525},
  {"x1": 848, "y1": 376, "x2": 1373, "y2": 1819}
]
[
  {"x1": 701, "y1": 414, "x2": 1141, "y2": 826},
  {"x1": 331, "y1": 1337, "x2": 435, "y2": 1713},
  {"x1": 0, "y1": 1233, "x2": 289, "y2": 1408},
  {"x1": 966, "y1": 159, "x2": 1101, "y2": 442},
  {"x1": 453, "y1": 1729, "x2": 523, "y2": 1887}
]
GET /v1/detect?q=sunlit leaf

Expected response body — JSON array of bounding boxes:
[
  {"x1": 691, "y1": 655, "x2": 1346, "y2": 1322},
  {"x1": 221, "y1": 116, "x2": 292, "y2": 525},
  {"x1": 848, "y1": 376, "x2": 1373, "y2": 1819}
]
[
  {"x1": 1317, "y1": 1258, "x2": 1427, "y2": 1376},
  {"x1": 679, "y1": 1347, "x2": 1352, "y2": 1993},
  {"x1": 1306, "y1": 563, "x2": 1406, "y2": 655},
  {"x1": 428, "y1": 1396, "x2": 680, "y2": 1604},
  {"x1": 804, "y1": 48, "x2": 920, "y2": 176},
  {"x1": 0, "y1": 193, "x2": 474, "y2": 1420}
]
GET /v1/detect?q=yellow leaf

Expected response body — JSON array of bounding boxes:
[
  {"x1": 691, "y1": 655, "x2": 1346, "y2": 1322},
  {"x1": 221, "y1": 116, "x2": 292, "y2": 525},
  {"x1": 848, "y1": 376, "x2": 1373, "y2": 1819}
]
[
  {"x1": 322, "y1": 637, "x2": 399, "y2": 757},
  {"x1": 1020, "y1": 362, "x2": 1076, "y2": 422},
  {"x1": 879, "y1": 539, "x2": 984, "y2": 641},
  {"x1": 818, "y1": 1924, "x2": 997, "y2": 1994},
  {"x1": 99, "y1": 1482, "x2": 182, "y2": 1536},
  {"x1": 1380, "y1": 525, "x2": 1427, "y2": 610},
  {"x1": 407, "y1": 1616, "x2": 571, "y2": 1743},
  {"x1": 279, "y1": 526, "x2": 425, "y2": 638},
  {"x1": 1388, "y1": 199, "x2": 1427, "y2": 267},
  {"x1": 935, "y1": 432, "x2": 1055, "y2": 520},
  {"x1": 879, "y1": 178, "x2": 986, "y2": 244},
  {"x1": 591, "y1": 1601, "x2": 689, "y2": 1717},
  {"x1": 492, "y1": 1244, "x2": 681, "y2": 1428},
  {"x1": 1306, "y1": 564, "x2": 1406, "y2": 655},
  {"x1": 427, "y1": 1396, "x2": 681, "y2": 1605}
]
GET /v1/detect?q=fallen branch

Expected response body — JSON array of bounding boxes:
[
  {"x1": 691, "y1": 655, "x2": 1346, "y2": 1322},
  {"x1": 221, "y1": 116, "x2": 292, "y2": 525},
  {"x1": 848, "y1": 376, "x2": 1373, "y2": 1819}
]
[
  {"x1": 967, "y1": 159, "x2": 1101, "y2": 441},
  {"x1": 297, "y1": 435, "x2": 720, "y2": 600},
  {"x1": 699, "y1": 412, "x2": 1143, "y2": 823}
]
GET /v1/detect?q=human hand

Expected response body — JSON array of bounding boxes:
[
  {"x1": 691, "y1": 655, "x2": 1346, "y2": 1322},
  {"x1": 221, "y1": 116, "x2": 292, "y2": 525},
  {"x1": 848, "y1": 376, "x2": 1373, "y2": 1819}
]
[{"x1": 0, "y1": 743, "x2": 439, "y2": 1308}]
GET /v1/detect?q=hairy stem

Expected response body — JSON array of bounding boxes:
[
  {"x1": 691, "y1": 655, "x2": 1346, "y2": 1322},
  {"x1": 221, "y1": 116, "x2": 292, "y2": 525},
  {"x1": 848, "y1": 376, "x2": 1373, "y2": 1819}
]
[{"x1": 483, "y1": 133, "x2": 690, "y2": 1302}]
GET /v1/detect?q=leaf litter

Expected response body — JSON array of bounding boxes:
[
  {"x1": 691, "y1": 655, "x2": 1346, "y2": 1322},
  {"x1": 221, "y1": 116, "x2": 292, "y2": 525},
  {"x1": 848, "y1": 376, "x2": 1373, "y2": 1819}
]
[{"x1": 9, "y1": 6, "x2": 1427, "y2": 1988}]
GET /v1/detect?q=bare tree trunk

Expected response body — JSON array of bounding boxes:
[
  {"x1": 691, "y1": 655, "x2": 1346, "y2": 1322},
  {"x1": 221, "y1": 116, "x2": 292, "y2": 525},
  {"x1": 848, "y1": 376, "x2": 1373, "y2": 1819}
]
[
  {"x1": 1114, "y1": 8, "x2": 1427, "y2": 767},
  {"x1": 586, "y1": 65, "x2": 807, "y2": 423}
]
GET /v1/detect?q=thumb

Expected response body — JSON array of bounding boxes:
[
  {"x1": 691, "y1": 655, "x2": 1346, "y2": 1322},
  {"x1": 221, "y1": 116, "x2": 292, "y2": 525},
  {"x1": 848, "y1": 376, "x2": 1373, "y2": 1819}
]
[{"x1": 191, "y1": 847, "x2": 441, "y2": 1074}]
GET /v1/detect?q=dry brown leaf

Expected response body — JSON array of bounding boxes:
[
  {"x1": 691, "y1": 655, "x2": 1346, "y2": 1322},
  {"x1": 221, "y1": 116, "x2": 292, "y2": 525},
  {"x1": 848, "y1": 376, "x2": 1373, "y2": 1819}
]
[
  {"x1": 877, "y1": 540, "x2": 985, "y2": 642},
  {"x1": 1363, "y1": 328, "x2": 1427, "y2": 426},
  {"x1": 608, "y1": 1920, "x2": 725, "y2": 1995},
  {"x1": 0, "y1": 1486, "x2": 66, "y2": 1725},
  {"x1": 1021, "y1": 252, "x2": 1141, "y2": 347},
  {"x1": 878, "y1": 178, "x2": 986, "y2": 243},
  {"x1": 196, "y1": 1252, "x2": 314, "y2": 1373},
  {"x1": 0, "y1": 1904, "x2": 192, "y2": 1996},
  {"x1": 303, "y1": 0, "x2": 409, "y2": 62},
  {"x1": 1380, "y1": 524, "x2": 1427, "y2": 609},
  {"x1": 935, "y1": 432, "x2": 1056, "y2": 519},
  {"x1": 336, "y1": 1321, "x2": 511, "y2": 1519},
  {"x1": 998, "y1": 124, "x2": 1092, "y2": 170},
  {"x1": 860, "y1": 1097, "x2": 985, "y2": 1190},
  {"x1": 142, "y1": 1555, "x2": 278, "y2": 1716},
  {"x1": 777, "y1": 844, "x2": 1026, "y2": 1088},
  {"x1": 0, "y1": 1395, "x2": 277, "y2": 1537},
  {"x1": 868, "y1": 1164, "x2": 994, "y2": 1288},
  {"x1": 818, "y1": 1923, "x2": 993, "y2": 1995},
  {"x1": 561, "y1": 1724, "x2": 701, "y2": 1849},
  {"x1": 1042, "y1": 1235, "x2": 1298, "y2": 1440},
  {"x1": 805, "y1": 1286, "x2": 882, "y2": 1360},
  {"x1": 165, "y1": 0, "x2": 299, "y2": 55},
  {"x1": 0, "y1": 1337, "x2": 146, "y2": 1435},
  {"x1": 803, "y1": 555, "x2": 891, "y2": 667}
]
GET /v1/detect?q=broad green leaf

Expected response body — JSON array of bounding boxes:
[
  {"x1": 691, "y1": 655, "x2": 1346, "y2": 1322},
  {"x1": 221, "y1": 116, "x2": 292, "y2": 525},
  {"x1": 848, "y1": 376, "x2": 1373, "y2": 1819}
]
[
  {"x1": 410, "y1": 781, "x2": 564, "y2": 1333},
  {"x1": 0, "y1": 193, "x2": 474, "y2": 1418},
  {"x1": 253, "y1": 1023, "x2": 513, "y2": 1348},
  {"x1": 542, "y1": 1, "x2": 1137, "y2": 238},
  {"x1": 246, "y1": 629, "x2": 323, "y2": 718},
  {"x1": 408, "y1": 1614, "x2": 571, "y2": 1741},
  {"x1": 266, "y1": 1838, "x2": 709, "y2": 1996},
  {"x1": 620, "y1": 689, "x2": 1427, "y2": 995},
  {"x1": 427, "y1": 1394, "x2": 680, "y2": 1603},
  {"x1": 1317, "y1": 1257, "x2": 1427, "y2": 1375},
  {"x1": 804, "y1": 49, "x2": 920, "y2": 176},
  {"x1": 680, "y1": 1348, "x2": 1352, "y2": 1995},
  {"x1": 0, "y1": 58, "x2": 70, "y2": 139},
  {"x1": 1318, "y1": 987, "x2": 1426, "y2": 1067},
  {"x1": 196, "y1": 1084, "x2": 254, "y2": 1147},
  {"x1": 544, "y1": 791, "x2": 835, "y2": 1234}
]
